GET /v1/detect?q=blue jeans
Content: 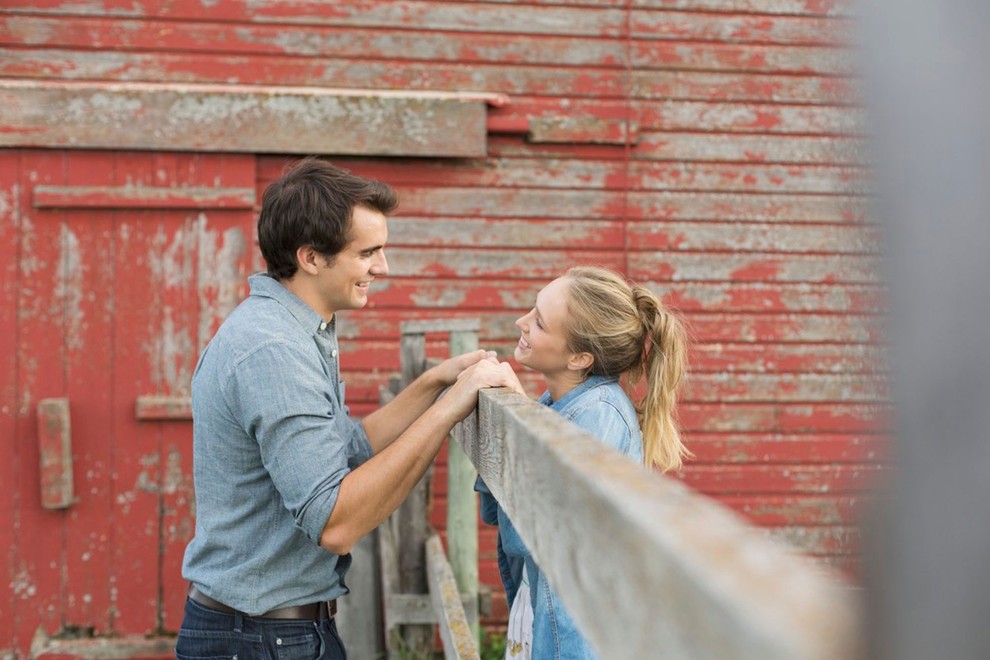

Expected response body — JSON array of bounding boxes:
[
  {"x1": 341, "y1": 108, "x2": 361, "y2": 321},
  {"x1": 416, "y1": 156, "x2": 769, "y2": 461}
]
[{"x1": 176, "y1": 597, "x2": 347, "y2": 659}]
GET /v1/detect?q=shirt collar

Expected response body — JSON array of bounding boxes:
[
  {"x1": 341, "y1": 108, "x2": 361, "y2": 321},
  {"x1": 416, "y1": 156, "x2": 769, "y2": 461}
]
[
  {"x1": 248, "y1": 272, "x2": 331, "y2": 336},
  {"x1": 539, "y1": 374, "x2": 616, "y2": 410}
]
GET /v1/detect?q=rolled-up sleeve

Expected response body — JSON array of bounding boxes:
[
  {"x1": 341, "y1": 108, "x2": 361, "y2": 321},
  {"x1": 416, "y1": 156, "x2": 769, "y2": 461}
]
[{"x1": 226, "y1": 340, "x2": 361, "y2": 544}]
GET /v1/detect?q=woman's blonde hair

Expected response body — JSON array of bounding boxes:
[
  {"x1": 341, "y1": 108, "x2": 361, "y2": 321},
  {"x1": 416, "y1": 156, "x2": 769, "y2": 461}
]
[{"x1": 563, "y1": 266, "x2": 691, "y2": 472}]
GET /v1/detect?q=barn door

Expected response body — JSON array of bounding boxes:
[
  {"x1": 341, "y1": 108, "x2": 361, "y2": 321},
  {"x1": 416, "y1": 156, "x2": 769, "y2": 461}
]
[{"x1": 0, "y1": 150, "x2": 257, "y2": 653}]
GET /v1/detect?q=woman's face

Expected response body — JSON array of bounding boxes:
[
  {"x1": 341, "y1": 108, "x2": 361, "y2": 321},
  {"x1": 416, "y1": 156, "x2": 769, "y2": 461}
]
[{"x1": 514, "y1": 276, "x2": 575, "y2": 375}]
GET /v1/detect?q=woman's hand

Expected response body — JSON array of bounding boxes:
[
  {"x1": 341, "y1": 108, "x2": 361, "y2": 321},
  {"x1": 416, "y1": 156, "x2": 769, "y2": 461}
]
[
  {"x1": 430, "y1": 349, "x2": 499, "y2": 387},
  {"x1": 440, "y1": 358, "x2": 524, "y2": 422}
]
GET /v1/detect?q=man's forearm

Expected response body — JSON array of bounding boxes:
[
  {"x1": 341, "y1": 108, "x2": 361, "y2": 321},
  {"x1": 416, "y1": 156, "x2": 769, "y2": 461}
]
[
  {"x1": 321, "y1": 401, "x2": 459, "y2": 554},
  {"x1": 361, "y1": 367, "x2": 446, "y2": 453}
]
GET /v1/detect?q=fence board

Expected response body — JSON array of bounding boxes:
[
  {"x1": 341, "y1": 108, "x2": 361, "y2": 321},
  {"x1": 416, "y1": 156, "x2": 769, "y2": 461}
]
[
  {"x1": 425, "y1": 535, "x2": 480, "y2": 660},
  {"x1": 460, "y1": 389, "x2": 862, "y2": 659}
]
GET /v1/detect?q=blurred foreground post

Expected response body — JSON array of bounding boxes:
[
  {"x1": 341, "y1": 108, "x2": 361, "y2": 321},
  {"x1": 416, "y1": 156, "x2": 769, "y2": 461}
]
[{"x1": 860, "y1": 1, "x2": 990, "y2": 658}]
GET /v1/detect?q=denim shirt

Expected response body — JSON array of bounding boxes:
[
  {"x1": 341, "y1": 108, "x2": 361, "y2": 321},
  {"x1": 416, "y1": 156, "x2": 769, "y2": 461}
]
[
  {"x1": 477, "y1": 375, "x2": 643, "y2": 659},
  {"x1": 182, "y1": 273, "x2": 373, "y2": 615}
]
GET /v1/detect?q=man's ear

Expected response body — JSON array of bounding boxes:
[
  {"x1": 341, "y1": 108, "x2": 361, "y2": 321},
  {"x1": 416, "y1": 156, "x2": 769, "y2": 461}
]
[
  {"x1": 296, "y1": 246, "x2": 320, "y2": 275},
  {"x1": 567, "y1": 351, "x2": 594, "y2": 372}
]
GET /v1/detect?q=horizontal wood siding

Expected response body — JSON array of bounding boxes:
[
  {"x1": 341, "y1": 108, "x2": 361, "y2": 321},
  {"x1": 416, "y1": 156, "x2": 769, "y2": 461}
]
[{"x1": 0, "y1": 0, "x2": 880, "y2": 647}]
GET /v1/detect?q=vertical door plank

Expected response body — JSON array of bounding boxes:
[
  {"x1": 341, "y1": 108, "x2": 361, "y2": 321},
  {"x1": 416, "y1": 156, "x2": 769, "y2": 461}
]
[
  {"x1": 0, "y1": 150, "x2": 20, "y2": 654},
  {"x1": 157, "y1": 152, "x2": 200, "y2": 633},
  {"x1": 159, "y1": 153, "x2": 256, "y2": 631},
  {"x1": 61, "y1": 150, "x2": 115, "y2": 633},
  {"x1": 110, "y1": 152, "x2": 163, "y2": 635},
  {"x1": 15, "y1": 150, "x2": 69, "y2": 649}
]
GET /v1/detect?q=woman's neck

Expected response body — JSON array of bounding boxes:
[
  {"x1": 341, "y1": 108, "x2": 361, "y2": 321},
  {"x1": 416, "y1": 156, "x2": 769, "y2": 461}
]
[{"x1": 545, "y1": 370, "x2": 587, "y2": 402}]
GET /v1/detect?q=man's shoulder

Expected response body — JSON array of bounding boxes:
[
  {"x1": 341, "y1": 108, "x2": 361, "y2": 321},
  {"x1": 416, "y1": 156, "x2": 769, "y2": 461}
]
[{"x1": 202, "y1": 298, "x2": 311, "y2": 369}]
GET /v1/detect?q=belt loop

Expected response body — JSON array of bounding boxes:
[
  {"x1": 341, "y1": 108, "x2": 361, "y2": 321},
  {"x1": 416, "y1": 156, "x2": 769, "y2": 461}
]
[{"x1": 233, "y1": 610, "x2": 243, "y2": 633}]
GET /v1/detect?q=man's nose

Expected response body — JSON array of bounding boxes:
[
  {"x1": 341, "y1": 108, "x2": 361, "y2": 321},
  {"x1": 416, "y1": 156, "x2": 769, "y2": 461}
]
[{"x1": 373, "y1": 250, "x2": 388, "y2": 275}]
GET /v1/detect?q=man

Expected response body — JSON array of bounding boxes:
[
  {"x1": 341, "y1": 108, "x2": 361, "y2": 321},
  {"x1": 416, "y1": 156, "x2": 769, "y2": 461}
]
[{"x1": 177, "y1": 158, "x2": 519, "y2": 659}]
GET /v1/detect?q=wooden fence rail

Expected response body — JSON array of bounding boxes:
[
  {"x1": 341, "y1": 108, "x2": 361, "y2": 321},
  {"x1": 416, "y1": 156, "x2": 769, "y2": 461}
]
[{"x1": 453, "y1": 388, "x2": 863, "y2": 659}]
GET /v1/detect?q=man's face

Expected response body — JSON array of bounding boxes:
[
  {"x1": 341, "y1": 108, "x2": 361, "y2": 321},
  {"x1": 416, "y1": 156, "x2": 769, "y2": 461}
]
[{"x1": 318, "y1": 205, "x2": 389, "y2": 315}]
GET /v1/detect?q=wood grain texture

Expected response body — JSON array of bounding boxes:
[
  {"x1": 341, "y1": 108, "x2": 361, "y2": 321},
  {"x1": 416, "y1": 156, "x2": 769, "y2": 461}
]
[
  {"x1": 0, "y1": 0, "x2": 882, "y2": 652},
  {"x1": 461, "y1": 389, "x2": 862, "y2": 659}
]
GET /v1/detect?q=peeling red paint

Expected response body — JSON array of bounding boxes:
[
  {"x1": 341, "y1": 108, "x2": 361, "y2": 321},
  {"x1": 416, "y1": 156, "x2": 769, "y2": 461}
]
[{"x1": 2, "y1": 1, "x2": 879, "y2": 653}]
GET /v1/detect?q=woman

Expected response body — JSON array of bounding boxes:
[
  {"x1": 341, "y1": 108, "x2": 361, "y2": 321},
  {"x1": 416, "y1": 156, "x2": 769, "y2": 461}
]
[{"x1": 478, "y1": 266, "x2": 691, "y2": 659}]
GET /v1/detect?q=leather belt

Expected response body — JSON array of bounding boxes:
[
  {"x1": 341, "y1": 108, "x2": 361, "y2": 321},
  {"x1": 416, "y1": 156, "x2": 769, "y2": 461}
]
[{"x1": 188, "y1": 584, "x2": 336, "y2": 620}]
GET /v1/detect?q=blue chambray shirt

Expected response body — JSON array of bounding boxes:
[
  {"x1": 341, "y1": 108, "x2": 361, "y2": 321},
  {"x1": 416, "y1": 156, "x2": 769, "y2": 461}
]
[
  {"x1": 181, "y1": 273, "x2": 373, "y2": 615},
  {"x1": 477, "y1": 375, "x2": 643, "y2": 659}
]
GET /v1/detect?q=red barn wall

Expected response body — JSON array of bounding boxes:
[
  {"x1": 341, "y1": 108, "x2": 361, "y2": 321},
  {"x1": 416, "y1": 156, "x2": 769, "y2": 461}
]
[{"x1": 1, "y1": 0, "x2": 886, "y2": 653}]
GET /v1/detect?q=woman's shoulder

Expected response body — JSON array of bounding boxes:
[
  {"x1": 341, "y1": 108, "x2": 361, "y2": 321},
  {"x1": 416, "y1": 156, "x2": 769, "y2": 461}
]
[
  {"x1": 564, "y1": 378, "x2": 635, "y2": 416},
  {"x1": 561, "y1": 379, "x2": 643, "y2": 459}
]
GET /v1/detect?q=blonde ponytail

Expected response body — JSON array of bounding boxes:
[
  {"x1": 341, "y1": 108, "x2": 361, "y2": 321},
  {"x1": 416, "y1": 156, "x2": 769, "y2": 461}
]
[
  {"x1": 631, "y1": 286, "x2": 691, "y2": 472},
  {"x1": 564, "y1": 267, "x2": 691, "y2": 472}
]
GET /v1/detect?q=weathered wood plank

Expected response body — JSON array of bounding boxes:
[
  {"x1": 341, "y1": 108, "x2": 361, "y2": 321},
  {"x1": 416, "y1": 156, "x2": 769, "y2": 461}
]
[
  {"x1": 1, "y1": 2, "x2": 853, "y2": 43},
  {"x1": 0, "y1": 44, "x2": 852, "y2": 91},
  {"x1": 385, "y1": 186, "x2": 870, "y2": 222},
  {"x1": 388, "y1": 218, "x2": 625, "y2": 249},
  {"x1": 1, "y1": 0, "x2": 857, "y2": 18},
  {"x1": 344, "y1": 339, "x2": 886, "y2": 375},
  {"x1": 1, "y1": 1, "x2": 629, "y2": 37},
  {"x1": 628, "y1": 221, "x2": 877, "y2": 252},
  {"x1": 632, "y1": 69, "x2": 860, "y2": 104},
  {"x1": 0, "y1": 47, "x2": 859, "y2": 102},
  {"x1": 37, "y1": 398, "x2": 73, "y2": 509},
  {"x1": 335, "y1": 309, "x2": 882, "y2": 344},
  {"x1": 462, "y1": 389, "x2": 862, "y2": 659},
  {"x1": 0, "y1": 79, "x2": 494, "y2": 157},
  {"x1": 33, "y1": 184, "x2": 255, "y2": 209},
  {"x1": 446, "y1": 330, "x2": 480, "y2": 639},
  {"x1": 630, "y1": 252, "x2": 882, "y2": 284},
  {"x1": 360, "y1": 280, "x2": 883, "y2": 314},
  {"x1": 632, "y1": 42, "x2": 853, "y2": 75},
  {"x1": 59, "y1": 152, "x2": 117, "y2": 632},
  {"x1": 688, "y1": 433, "x2": 892, "y2": 465},
  {"x1": 395, "y1": 330, "x2": 433, "y2": 655},
  {"x1": 348, "y1": 157, "x2": 869, "y2": 194},
  {"x1": 0, "y1": 15, "x2": 629, "y2": 67},
  {"x1": 714, "y1": 494, "x2": 869, "y2": 526},
  {"x1": 426, "y1": 534, "x2": 481, "y2": 660},
  {"x1": 632, "y1": 0, "x2": 852, "y2": 16},
  {"x1": 683, "y1": 463, "x2": 888, "y2": 494},
  {"x1": 400, "y1": 318, "x2": 481, "y2": 335},
  {"x1": 105, "y1": 152, "x2": 162, "y2": 634},
  {"x1": 679, "y1": 402, "x2": 891, "y2": 434},
  {"x1": 16, "y1": 150, "x2": 71, "y2": 649},
  {"x1": 631, "y1": 9, "x2": 852, "y2": 46},
  {"x1": 0, "y1": 150, "x2": 19, "y2": 651},
  {"x1": 629, "y1": 162, "x2": 868, "y2": 194},
  {"x1": 634, "y1": 99, "x2": 865, "y2": 134},
  {"x1": 384, "y1": 248, "x2": 625, "y2": 280},
  {"x1": 630, "y1": 132, "x2": 867, "y2": 164},
  {"x1": 134, "y1": 395, "x2": 191, "y2": 421},
  {"x1": 659, "y1": 282, "x2": 883, "y2": 313}
]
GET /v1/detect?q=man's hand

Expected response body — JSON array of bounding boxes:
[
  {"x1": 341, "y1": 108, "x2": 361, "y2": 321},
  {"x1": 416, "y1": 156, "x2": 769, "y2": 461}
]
[
  {"x1": 439, "y1": 357, "x2": 524, "y2": 423},
  {"x1": 430, "y1": 349, "x2": 499, "y2": 387}
]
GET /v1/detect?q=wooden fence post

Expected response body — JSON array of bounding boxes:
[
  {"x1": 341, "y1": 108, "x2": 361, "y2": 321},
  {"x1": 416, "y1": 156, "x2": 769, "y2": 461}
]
[
  {"x1": 447, "y1": 328, "x2": 480, "y2": 639},
  {"x1": 392, "y1": 329, "x2": 433, "y2": 657}
]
